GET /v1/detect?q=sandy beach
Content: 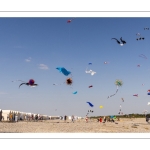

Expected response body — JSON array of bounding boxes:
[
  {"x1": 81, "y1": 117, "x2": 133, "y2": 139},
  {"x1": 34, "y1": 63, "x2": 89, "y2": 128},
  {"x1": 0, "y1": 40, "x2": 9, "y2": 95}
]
[{"x1": 0, "y1": 118, "x2": 150, "y2": 133}]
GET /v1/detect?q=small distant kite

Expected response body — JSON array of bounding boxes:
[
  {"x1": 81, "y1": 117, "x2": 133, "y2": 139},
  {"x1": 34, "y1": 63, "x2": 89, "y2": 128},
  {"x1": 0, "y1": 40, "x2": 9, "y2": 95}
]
[
  {"x1": 133, "y1": 94, "x2": 138, "y2": 97},
  {"x1": 89, "y1": 85, "x2": 93, "y2": 88},
  {"x1": 67, "y1": 18, "x2": 75, "y2": 23},
  {"x1": 136, "y1": 33, "x2": 141, "y2": 36},
  {"x1": 139, "y1": 54, "x2": 147, "y2": 59},
  {"x1": 85, "y1": 70, "x2": 96, "y2": 76},
  {"x1": 86, "y1": 102, "x2": 94, "y2": 107},
  {"x1": 15, "y1": 79, "x2": 38, "y2": 88},
  {"x1": 88, "y1": 110, "x2": 94, "y2": 113},
  {"x1": 104, "y1": 61, "x2": 109, "y2": 64},
  {"x1": 56, "y1": 67, "x2": 71, "y2": 76},
  {"x1": 53, "y1": 83, "x2": 61, "y2": 86},
  {"x1": 148, "y1": 102, "x2": 150, "y2": 105},
  {"x1": 88, "y1": 63, "x2": 92, "y2": 65},
  {"x1": 136, "y1": 37, "x2": 145, "y2": 40},
  {"x1": 121, "y1": 98, "x2": 124, "y2": 102},
  {"x1": 73, "y1": 91, "x2": 77, "y2": 94},
  {"x1": 112, "y1": 37, "x2": 126, "y2": 46},
  {"x1": 137, "y1": 64, "x2": 141, "y2": 67},
  {"x1": 144, "y1": 27, "x2": 149, "y2": 30},
  {"x1": 99, "y1": 105, "x2": 103, "y2": 108}
]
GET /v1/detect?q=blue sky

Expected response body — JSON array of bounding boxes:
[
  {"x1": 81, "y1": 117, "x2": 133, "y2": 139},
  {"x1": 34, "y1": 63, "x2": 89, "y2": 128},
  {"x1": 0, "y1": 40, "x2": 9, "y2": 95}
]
[{"x1": 0, "y1": 18, "x2": 150, "y2": 117}]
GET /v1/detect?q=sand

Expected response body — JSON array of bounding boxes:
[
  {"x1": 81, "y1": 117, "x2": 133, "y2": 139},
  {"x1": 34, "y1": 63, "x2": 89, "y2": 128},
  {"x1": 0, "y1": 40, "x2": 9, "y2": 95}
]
[{"x1": 0, "y1": 118, "x2": 150, "y2": 133}]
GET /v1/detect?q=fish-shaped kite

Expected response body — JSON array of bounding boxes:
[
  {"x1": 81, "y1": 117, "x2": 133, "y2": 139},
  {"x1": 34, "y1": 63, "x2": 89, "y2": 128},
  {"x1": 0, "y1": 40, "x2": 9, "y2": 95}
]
[
  {"x1": 86, "y1": 102, "x2": 94, "y2": 107},
  {"x1": 73, "y1": 91, "x2": 77, "y2": 94}
]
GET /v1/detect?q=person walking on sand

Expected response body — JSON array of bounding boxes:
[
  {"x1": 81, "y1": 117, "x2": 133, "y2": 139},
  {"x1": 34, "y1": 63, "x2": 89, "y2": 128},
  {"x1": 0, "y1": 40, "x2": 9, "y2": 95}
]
[
  {"x1": 71, "y1": 115, "x2": 74, "y2": 123},
  {"x1": 103, "y1": 116, "x2": 106, "y2": 123},
  {"x1": 99, "y1": 117, "x2": 102, "y2": 123},
  {"x1": 64, "y1": 115, "x2": 67, "y2": 122},
  {"x1": 85, "y1": 115, "x2": 88, "y2": 123}
]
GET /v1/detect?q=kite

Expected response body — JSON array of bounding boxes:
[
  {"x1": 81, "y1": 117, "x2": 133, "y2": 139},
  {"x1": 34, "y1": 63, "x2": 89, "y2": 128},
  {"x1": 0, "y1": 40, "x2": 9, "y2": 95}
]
[
  {"x1": 137, "y1": 64, "x2": 141, "y2": 67},
  {"x1": 67, "y1": 18, "x2": 75, "y2": 23},
  {"x1": 17, "y1": 79, "x2": 38, "y2": 88},
  {"x1": 104, "y1": 61, "x2": 109, "y2": 64},
  {"x1": 66, "y1": 78, "x2": 73, "y2": 85},
  {"x1": 148, "y1": 93, "x2": 150, "y2": 95},
  {"x1": 53, "y1": 83, "x2": 61, "y2": 85},
  {"x1": 133, "y1": 94, "x2": 138, "y2": 97},
  {"x1": 85, "y1": 70, "x2": 96, "y2": 76},
  {"x1": 99, "y1": 105, "x2": 103, "y2": 108},
  {"x1": 73, "y1": 91, "x2": 77, "y2": 94},
  {"x1": 136, "y1": 37, "x2": 145, "y2": 40},
  {"x1": 139, "y1": 54, "x2": 147, "y2": 59},
  {"x1": 86, "y1": 102, "x2": 94, "y2": 107},
  {"x1": 89, "y1": 85, "x2": 93, "y2": 88},
  {"x1": 88, "y1": 110, "x2": 94, "y2": 113},
  {"x1": 136, "y1": 33, "x2": 141, "y2": 36},
  {"x1": 56, "y1": 67, "x2": 71, "y2": 76},
  {"x1": 85, "y1": 63, "x2": 96, "y2": 76},
  {"x1": 144, "y1": 27, "x2": 149, "y2": 30},
  {"x1": 111, "y1": 37, "x2": 126, "y2": 46},
  {"x1": 121, "y1": 98, "x2": 124, "y2": 102},
  {"x1": 148, "y1": 90, "x2": 150, "y2": 92},
  {"x1": 107, "y1": 80, "x2": 123, "y2": 99},
  {"x1": 148, "y1": 102, "x2": 150, "y2": 105}
]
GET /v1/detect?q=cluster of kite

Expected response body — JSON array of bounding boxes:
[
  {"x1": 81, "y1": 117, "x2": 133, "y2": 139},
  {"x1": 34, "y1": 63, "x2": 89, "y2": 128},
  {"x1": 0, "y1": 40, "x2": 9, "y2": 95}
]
[
  {"x1": 13, "y1": 19, "x2": 150, "y2": 117},
  {"x1": 136, "y1": 33, "x2": 145, "y2": 40},
  {"x1": 85, "y1": 63, "x2": 96, "y2": 76},
  {"x1": 144, "y1": 27, "x2": 149, "y2": 30}
]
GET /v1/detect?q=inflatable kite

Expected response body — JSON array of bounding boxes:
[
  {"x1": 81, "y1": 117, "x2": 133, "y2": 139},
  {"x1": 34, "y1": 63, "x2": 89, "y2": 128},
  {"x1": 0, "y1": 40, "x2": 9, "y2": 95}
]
[
  {"x1": 18, "y1": 79, "x2": 38, "y2": 88},
  {"x1": 99, "y1": 105, "x2": 103, "y2": 108},
  {"x1": 133, "y1": 94, "x2": 138, "y2": 97},
  {"x1": 66, "y1": 78, "x2": 73, "y2": 86},
  {"x1": 73, "y1": 91, "x2": 77, "y2": 94},
  {"x1": 86, "y1": 102, "x2": 94, "y2": 107},
  {"x1": 56, "y1": 67, "x2": 71, "y2": 76},
  {"x1": 89, "y1": 85, "x2": 93, "y2": 88}
]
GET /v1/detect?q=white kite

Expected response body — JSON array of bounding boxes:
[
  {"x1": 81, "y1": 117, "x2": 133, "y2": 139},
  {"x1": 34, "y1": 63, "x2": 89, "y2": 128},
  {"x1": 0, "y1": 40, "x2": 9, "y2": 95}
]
[{"x1": 85, "y1": 70, "x2": 96, "y2": 76}]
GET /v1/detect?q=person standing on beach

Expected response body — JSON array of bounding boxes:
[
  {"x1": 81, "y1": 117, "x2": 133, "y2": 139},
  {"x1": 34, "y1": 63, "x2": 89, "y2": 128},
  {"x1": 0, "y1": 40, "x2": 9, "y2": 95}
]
[
  {"x1": 99, "y1": 117, "x2": 102, "y2": 123},
  {"x1": 64, "y1": 115, "x2": 67, "y2": 122},
  {"x1": 0, "y1": 110, "x2": 2, "y2": 121},
  {"x1": 85, "y1": 115, "x2": 88, "y2": 123},
  {"x1": 71, "y1": 115, "x2": 74, "y2": 123}
]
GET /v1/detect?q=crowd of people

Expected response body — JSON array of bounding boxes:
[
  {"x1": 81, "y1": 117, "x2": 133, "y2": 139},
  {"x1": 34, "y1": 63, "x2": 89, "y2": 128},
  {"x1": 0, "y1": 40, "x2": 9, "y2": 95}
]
[{"x1": 85, "y1": 115, "x2": 118, "y2": 123}]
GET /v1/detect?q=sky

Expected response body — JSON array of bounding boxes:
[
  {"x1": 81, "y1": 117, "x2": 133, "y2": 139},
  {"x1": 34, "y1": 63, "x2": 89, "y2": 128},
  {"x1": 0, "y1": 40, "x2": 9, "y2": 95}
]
[{"x1": 0, "y1": 17, "x2": 150, "y2": 117}]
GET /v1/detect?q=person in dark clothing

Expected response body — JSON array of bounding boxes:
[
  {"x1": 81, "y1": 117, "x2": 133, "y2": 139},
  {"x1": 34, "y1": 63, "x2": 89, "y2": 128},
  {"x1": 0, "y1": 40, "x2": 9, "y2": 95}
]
[{"x1": 64, "y1": 115, "x2": 67, "y2": 122}]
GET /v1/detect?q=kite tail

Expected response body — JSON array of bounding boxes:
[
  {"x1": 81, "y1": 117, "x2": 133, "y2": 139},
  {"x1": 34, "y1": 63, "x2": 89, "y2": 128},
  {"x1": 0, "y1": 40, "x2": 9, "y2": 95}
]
[{"x1": 107, "y1": 86, "x2": 119, "y2": 99}]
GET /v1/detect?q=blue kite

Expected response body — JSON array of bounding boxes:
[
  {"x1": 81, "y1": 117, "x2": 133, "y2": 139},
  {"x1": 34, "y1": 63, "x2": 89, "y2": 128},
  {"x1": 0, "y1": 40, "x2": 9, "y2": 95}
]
[
  {"x1": 88, "y1": 63, "x2": 92, "y2": 65},
  {"x1": 86, "y1": 102, "x2": 94, "y2": 107},
  {"x1": 73, "y1": 91, "x2": 77, "y2": 94},
  {"x1": 56, "y1": 67, "x2": 71, "y2": 76}
]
